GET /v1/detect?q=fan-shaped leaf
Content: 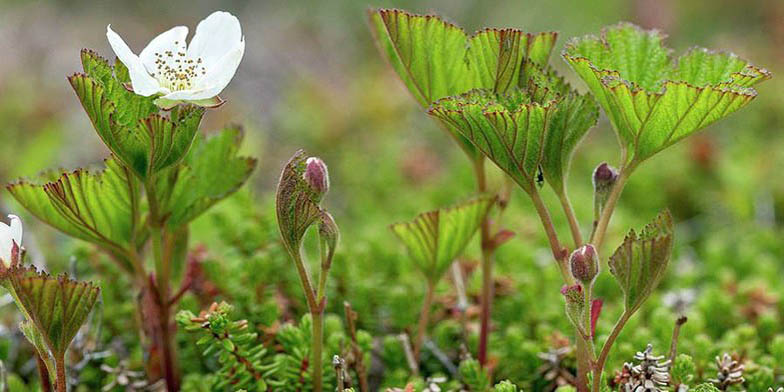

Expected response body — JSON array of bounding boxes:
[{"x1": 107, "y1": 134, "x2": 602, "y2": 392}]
[
  {"x1": 428, "y1": 87, "x2": 557, "y2": 194},
  {"x1": 157, "y1": 127, "x2": 257, "y2": 227},
  {"x1": 7, "y1": 157, "x2": 139, "y2": 269},
  {"x1": 608, "y1": 210, "x2": 674, "y2": 314},
  {"x1": 368, "y1": 9, "x2": 557, "y2": 160},
  {"x1": 391, "y1": 197, "x2": 494, "y2": 281},
  {"x1": 8, "y1": 267, "x2": 100, "y2": 357},
  {"x1": 563, "y1": 23, "x2": 770, "y2": 165}
]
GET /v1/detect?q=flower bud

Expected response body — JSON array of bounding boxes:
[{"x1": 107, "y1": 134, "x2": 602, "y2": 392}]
[
  {"x1": 304, "y1": 157, "x2": 329, "y2": 202},
  {"x1": 570, "y1": 244, "x2": 599, "y2": 285},
  {"x1": 561, "y1": 284, "x2": 586, "y2": 333},
  {"x1": 593, "y1": 162, "x2": 618, "y2": 217}
]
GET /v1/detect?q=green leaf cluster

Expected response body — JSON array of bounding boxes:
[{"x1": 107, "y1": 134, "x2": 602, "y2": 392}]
[
  {"x1": 563, "y1": 22, "x2": 771, "y2": 166},
  {"x1": 459, "y1": 357, "x2": 492, "y2": 392}
]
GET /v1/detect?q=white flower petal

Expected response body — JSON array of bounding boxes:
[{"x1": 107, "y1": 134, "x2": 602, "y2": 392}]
[
  {"x1": 187, "y1": 11, "x2": 243, "y2": 69},
  {"x1": 0, "y1": 215, "x2": 20, "y2": 267},
  {"x1": 106, "y1": 25, "x2": 163, "y2": 96},
  {"x1": 162, "y1": 41, "x2": 244, "y2": 101},
  {"x1": 139, "y1": 26, "x2": 188, "y2": 75},
  {"x1": 8, "y1": 215, "x2": 22, "y2": 246}
]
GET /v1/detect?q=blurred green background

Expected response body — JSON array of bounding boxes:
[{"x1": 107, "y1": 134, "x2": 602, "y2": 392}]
[{"x1": 0, "y1": 0, "x2": 783, "y2": 390}]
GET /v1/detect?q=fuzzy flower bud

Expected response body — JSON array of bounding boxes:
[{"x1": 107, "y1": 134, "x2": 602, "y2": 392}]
[
  {"x1": 593, "y1": 162, "x2": 619, "y2": 218},
  {"x1": 304, "y1": 157, "x2": 329, "y2": 202},
  {"x1": 570, "y1": 244, "x2": 599, "y2": 285}
]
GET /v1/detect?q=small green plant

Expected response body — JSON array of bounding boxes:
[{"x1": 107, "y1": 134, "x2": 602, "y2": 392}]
[
  {"x1": 177, "y1": 302, "x2": 268, "y2": 391},
  {"x1": 5, "y1": 11, "x2": 254, "y2": 391},
  {"x1": 0, "y1": 216, "x2": 100, "y2": 392},
  {"x1": 391, "y1": 197, "x2": 493, "y2": 362},
  {"x1": 275, "y1": 151, "x2": 340, "y2": 392},
  {"x1": 369, "y1": 9, "x2": 770, "y2": 392}
]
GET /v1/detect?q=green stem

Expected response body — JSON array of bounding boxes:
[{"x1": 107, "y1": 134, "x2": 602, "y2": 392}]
[
  {"x1": 590, "y1": 166, "x2": 632, "y2": 251},
  {"x1": 290, "y1": 252, "x2": 319, "y2": 312},
  {"x1": 558, "y1": 190, "x2": 584, "y2": 248},
  {"x1": 592, "y1": 312, "x2": 632, "y2": 392},
  {"x1": 529, "y1": 188, "x2": 571, "y2": 283},
  {"x1": 413, "y1": 279, "x2": 435, "y2": 363},
  {"x1": 312, "y1": 310, "x2": 324, "y2": 392}
]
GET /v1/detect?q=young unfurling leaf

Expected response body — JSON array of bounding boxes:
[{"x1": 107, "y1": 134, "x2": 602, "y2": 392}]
[
  {"x1": 563, "y1": 23, "x2": 771, "y2": 166},
  {"x1": 609, "y1": 210, "x2": 674, "y2": 314},
  {"x1": 275, "y1": 150, "x2": 337, "y2": 256},
  {"x1": 391, "y1": 197, "x2": 494, "y2": 282}
]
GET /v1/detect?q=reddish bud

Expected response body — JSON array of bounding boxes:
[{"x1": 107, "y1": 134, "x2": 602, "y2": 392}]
[
  {"x1": 570, "y1": 244, "x2": 599, "y2": 285},
  {"x1": 304, "y1": 157, "x2": 329, "y2": 201}
]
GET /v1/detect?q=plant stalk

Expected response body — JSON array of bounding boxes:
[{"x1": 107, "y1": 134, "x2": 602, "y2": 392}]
[
  {"x1": 528, "y1": 188, "x2": 570, "y2": 282},
  {"x1": 312, "y1": 309, "x2": 324, "y2": 392},
  {"x1": 590, "y1": 167, "x2": 631, "y2": 251},
  {"x1": 592, "y1": 312, "x2": 632, "y2": 392},
  {"x1": 413, "y1": 279, "x2": 436, "y2": 363},
  {"x1": 473, "y1": 157, "x2": 495, "y2": 367},
  {"x1": 146, "y1": 181, "x2": 180, "y2": 392},
  {"x1": 37, "y1": 354, "x2": 53, "y2": 392},
  {"x1": 55, "y1": 356, "x2": 67, "y2": 392},
  {"x1": 558, "y1": 190, "x2": 584, "y2": 247}
]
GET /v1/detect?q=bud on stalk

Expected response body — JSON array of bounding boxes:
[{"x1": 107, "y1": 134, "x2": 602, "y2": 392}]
[
  {"x1": 593, "y1": 162, "x2": 618, "y2": 221},
  {"x1": 570, "y1": 244, "x2": 599, "y2": 286},
  {"x1": 561, "y1": 284, "x2": 587, "y2": 336},
  {"x1": 304, "y1": 157, "x2": 329, "y2": 202}
]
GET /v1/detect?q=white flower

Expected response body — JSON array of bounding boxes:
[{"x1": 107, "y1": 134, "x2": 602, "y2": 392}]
[
  {"x1": 0, "y1": 215, "x2": 22, "y2": 268},
  {"x1": 106, "y1": 11, "x2": 245, "y2": 109}
]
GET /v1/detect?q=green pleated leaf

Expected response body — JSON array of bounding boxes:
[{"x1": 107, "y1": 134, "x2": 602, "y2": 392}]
[
  {"x1": 8, "y1": 267, "x2": 100, "y2": 357},
  {"x1": 532, "y1": 68, "x2": 599, "y2": 194},
  {"x1": 428, "y1": 87, "x2": 558, "y2": 194},
  {"x1": 7, "y1": 157, "x2": 139, "y2": 268},
  {"x1": 368, "y1": 9, "x2": 557, "y2": 160},
  {"x1": 275, "y1": 150, "x2": 333, "y2": 254},
  {"x1": 608, "y1": 210, "x2": 674, "y2": 314},
  {"x1": 157, "y1": 127, "x2": 257, "y2": 228},
  {"x1": 563, "y1": 23, "x2": 770, "y2": 165},
  {"x1": 70, "y1": 49, "x2": 204, "y2": 179},
  {"x1": 391, "y1": 197, "x2": 494, "y2": 281}
]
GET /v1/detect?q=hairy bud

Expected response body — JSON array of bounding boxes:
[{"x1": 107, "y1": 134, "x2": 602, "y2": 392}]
[
  {"x1": 593, "y1": 162, "x2": 618, "y2": 218},
  {"x1": 570, "y1": 244, "x2": 599, "y2": 285},
  {"x1": 304, "y1": 157, "x2": 329, "y2": 202}
]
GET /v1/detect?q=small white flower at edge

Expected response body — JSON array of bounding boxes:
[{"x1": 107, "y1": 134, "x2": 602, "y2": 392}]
[
  {"x1": 0, "y1": 215, "x2": 22, "y2": 268},
  {"x1": 107, "y1": 11, "x2": 245, "y2": 109}
]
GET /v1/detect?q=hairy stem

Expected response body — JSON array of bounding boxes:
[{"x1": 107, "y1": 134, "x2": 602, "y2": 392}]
[
  {"x1": 37, "y1": 354, "x2": 53, "y2": 392},
  {"x1": 592, "y1": 312, "x2": 632, "y2": 392},
  {"x1": 529, "y1": 188, "x2": 570, "y2": 282},
  {"x1": 414, "y1": 279, "x2": 435, "y2": 363},
  {"x1": 474, "y1": 157, "x2": 495, "y2": 367},
  {"x1": 55, "y1": 355, "x2": 67, "y2": 392},
  {"x1": 558, "y1": 190, "x2": 584, "y2": 248},
  {"x1": 146, "y1": 181, "x2": 179, "y2": 392},
  {"x1": 590, "y1": 167, "x2": 631, "y2": 251},
  {"x1": 312, "y1": 310, "x2": 324, "y2": 392}
]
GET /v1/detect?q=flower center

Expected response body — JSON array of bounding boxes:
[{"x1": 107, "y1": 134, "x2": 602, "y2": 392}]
[{"x1": 152, "y1": 44, "x2": 207, "y2": 91}]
